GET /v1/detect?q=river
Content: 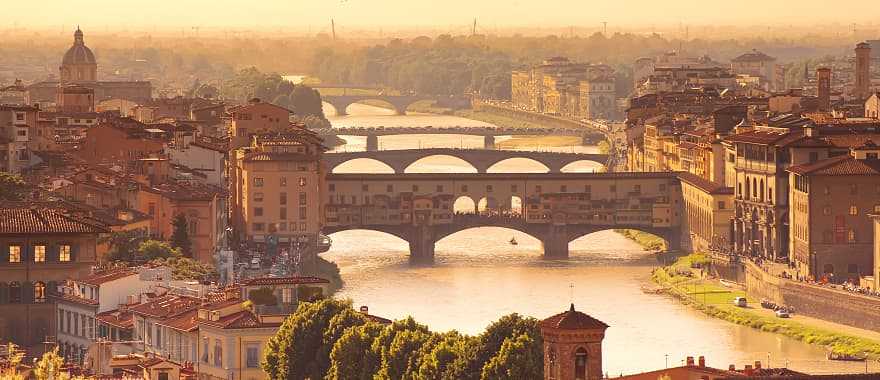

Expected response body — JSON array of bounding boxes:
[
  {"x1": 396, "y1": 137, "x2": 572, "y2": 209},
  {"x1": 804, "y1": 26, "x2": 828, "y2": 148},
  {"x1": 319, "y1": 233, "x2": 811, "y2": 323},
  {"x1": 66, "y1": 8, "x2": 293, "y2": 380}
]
[{"x1": 320, "y1": 103, "x2": 875, "y2": 376}]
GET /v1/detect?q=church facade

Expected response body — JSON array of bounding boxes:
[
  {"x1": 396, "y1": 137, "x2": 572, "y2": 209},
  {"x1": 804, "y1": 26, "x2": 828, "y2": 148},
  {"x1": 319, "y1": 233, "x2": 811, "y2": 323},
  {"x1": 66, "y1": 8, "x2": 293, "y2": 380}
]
[{"x1": 26, "y1": 28, "x2": 152, "y2": 107}]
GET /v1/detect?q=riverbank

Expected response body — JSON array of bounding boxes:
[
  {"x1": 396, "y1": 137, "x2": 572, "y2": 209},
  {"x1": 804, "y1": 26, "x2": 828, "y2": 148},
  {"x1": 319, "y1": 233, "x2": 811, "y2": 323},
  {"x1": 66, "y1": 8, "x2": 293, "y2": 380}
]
[
  {"x1": 615, "y1": 229, "x2": 666, "y2": 250},
  {"x1": 316, "y1": 256, "x2": 344, "y2": 294},
  {"x1": 652, "y1": 254, "x2": 880, "y2": 359}
]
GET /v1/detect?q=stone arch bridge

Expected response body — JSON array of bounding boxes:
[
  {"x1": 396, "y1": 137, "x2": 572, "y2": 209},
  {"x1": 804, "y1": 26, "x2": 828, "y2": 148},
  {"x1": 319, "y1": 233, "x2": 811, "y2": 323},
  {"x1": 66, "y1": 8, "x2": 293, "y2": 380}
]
[
  {"x1": 323, "y1": 172, "x2": 684, "y2": 263},
  {"x1": 324, "y1": 148, "x2": 609, "y2": 174},
  {"x1": 322, "y1": 95, "x2": 436, "y2": 116}
]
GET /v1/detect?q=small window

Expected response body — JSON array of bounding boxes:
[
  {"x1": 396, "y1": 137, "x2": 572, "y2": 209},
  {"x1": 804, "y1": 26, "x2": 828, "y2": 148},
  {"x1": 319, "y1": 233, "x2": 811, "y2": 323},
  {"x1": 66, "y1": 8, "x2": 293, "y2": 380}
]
[
  {"x1": 848, "y1": 229, "x2": 857, "y2": 243},
  {"x1": 299, "y1": 177, "x2": 307, "y2": 186},
  {"x1": 280, "y1": 192, "x2": 287, "y2": 205},
  {"x1": 253, "y1": 223, "x2": 265, "y2": 232},
  {"x1": 718, "y1": 201, "x2": 726, "y2": 210},
  {"x1": 59, "y1": 245, "x2": 71, "y2": 262},
  {"x1": 8, "y1": 245, "x2": 21, "y2": 263},
  {"x1": 299, "y1": 207, "x2": 307, "y2": 220},
  {"x1": 328, "y1": 184, "x2": 335, "y2": 192},
  {"x1": 850, "y1": 184, "x2": 858, "y2": 195},
  {"x1": 849, "y1": 205, "x2": 858, "y2": 216},
  {"x1": 280, "y1": 208, "x2": 287, "y2": 220},
  {"x1": 299, "y1": 192, "x2": 307, "y2": 205},
  {"x1": 823, "y1": 206, "x2": 832, "y2": 216},
  {"x1": 253, "y1": 177, "x2": 264, "y2": 187},
  {"x1": 280, "y1": 177, "x2": 287, "y2": 187},
  {"x1": 34, "y1": 245, "x2": 46, "y2": 262},
  {"x1": 387, "y1": 184, "x2": 393, "y2": 192},
  {"x1": 253, "y1": 193, "x2": 264, "y2": 202},
  {"x1": 246, "y1": 345, "x2": 260, "y2": 368},
  {"x1": 848, "y1": 264, "x2": 859, "y2": 274},
  {"x1": 34, "y1": 282, "x2": 46, "y2": 303},
  {"x1": 254, "y1": 207, "x2": 263, "y2": 217}
]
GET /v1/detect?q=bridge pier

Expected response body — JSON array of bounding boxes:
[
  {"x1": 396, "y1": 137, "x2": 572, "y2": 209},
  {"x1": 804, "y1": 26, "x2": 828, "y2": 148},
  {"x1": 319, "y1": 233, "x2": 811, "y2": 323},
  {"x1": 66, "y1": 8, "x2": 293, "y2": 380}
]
[
  {"x1": 541, "y1": 225, "x2": 569, "y2": 259},
  {"x1": 408, "y1": 226, "x2": 436, "y2": 265},
  {"x1": 484, "y1": 135, "x2": 496, "y2": 150},
  {"x1": 366, "y1": 135, "x2": 379, "y2": 151},
  {"x1": 581, "y1": 135, "x2": 594, "y2": 146}
]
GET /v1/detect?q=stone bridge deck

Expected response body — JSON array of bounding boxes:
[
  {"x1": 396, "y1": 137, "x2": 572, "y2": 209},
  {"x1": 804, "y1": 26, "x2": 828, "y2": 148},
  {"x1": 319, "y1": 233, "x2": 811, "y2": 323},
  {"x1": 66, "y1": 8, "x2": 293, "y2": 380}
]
[
  {"x1": 324, "y1": 148, "x2": 609, "y2": 173},
  {"x1": 314, "y1": 125, "x2": 602, "y2": 137}
]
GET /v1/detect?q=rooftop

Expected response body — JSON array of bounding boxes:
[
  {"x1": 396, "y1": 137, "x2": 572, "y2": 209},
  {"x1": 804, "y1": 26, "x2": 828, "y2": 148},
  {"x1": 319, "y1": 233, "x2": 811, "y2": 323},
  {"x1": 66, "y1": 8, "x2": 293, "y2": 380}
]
[
  {"x1": 0, "y1": 203, "x2": 109, "y2": 235},
  {"x1": 540, "y1": 304, "x2": 609, "y2": 330},
  {"x1": 788, "y1": 155, "x2": 880, "y2": 176},
  {"x1": 242, "y1": 276, "x2": 330, "y2": 286}
]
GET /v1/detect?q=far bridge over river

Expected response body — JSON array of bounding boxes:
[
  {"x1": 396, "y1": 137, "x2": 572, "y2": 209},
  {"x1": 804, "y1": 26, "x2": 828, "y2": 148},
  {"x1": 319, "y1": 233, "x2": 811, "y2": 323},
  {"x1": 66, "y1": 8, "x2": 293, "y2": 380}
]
[
  {"x1": 313, "y1": 125, "x2": 607, "y2": 150},
  {"x1": 323, "y1": 172, "x2": 684, "y2": 263}
]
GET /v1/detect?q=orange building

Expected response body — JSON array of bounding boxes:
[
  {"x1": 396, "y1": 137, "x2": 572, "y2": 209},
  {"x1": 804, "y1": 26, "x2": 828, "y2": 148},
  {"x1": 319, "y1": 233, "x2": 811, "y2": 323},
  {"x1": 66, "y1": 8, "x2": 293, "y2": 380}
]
[{"x1": 226, "y1": 99, "x2": 292, "y2": 149}]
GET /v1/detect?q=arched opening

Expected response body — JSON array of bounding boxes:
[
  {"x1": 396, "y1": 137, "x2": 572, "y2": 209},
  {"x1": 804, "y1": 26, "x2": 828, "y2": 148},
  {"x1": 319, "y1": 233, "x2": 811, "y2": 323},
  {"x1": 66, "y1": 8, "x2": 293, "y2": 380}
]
[
  {"x1": 404, "y1": 155, "x2": 478, "y2": 173},
  {"x1": 486, "y1": 158, "x2": 550, "y2": 173},
  {"x1": 575, "y1": 347, "x2": 588, "y2": 380},
  {"x1": 322, "y1": 229, "x2": 411, "y2": 262},
  {"x1": 34, "y1": 281, "x2": 46, "y2": 303},
  {"x1": 477, "y1": 197, "x2": 499, "y2": 213},
  {"x1": 331, "y1": 158, "x2": 396, "y2": 174},
  {"x1": 453, "y1": 196, "x2": 477, "y2": 214},
  {"x1": 560, "y1": 160, "x2": 605, "y2": 173},
  {"x1": 510, "y1": 196, "x2": 523, "y2": 215},
  {"x1": 435, "y1": 227, "x2": 542, "y2": 256},
  {"x1": 346, "y1": 99, "x2": 399, "y2": 116},
  {"x1": 321, "y1": 101, "x2": 339, "y2": 117}
]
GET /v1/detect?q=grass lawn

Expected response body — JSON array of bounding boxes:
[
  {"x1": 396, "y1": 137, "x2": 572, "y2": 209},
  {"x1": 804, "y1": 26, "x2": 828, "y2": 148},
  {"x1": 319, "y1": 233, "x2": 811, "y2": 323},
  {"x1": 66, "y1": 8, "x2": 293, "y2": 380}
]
[{"x1": 654, "y1": 254, "x2": 880, "y2": 358}]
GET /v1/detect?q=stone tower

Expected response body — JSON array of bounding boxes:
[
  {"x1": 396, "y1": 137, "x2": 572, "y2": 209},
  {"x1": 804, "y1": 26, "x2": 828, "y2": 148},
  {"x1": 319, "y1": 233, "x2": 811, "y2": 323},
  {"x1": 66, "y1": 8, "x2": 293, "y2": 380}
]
[
  {"x1": 541, "y1": 304, "x2": 609, "y2": 380},
  {"x1": 817, "y1": 67, "x2": 832, "y2": 112},
  {"x1": 60, "y1": 27, "x2": 97, "y2": 83},
  {"x1": 855, "y1": 42, "x2": 871, "y2": 100}
]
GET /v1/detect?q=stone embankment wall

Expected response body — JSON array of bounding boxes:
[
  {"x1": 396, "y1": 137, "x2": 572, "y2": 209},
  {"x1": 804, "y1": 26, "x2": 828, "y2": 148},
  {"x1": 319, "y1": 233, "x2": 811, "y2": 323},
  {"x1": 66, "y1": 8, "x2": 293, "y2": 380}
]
[
  {"x1": 744, "y1": 261, "x2": 880, "y2": 331},
  {"x1": 474, "y1": 102, "x2": 606, "y2": 139}
]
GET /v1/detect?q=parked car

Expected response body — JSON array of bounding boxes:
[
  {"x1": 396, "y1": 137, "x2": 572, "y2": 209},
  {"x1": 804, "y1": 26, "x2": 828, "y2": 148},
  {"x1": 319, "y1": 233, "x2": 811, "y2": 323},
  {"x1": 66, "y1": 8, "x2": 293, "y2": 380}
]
[
  {"x1": 733, "y1": 297, "x2": 748, "y2": 308},
  {"x1": 775, "y1": 309, "x2": 791, "y2": 318},
  {"x1": 250, "y1": 258, "x2": 261, "y2": 269}
]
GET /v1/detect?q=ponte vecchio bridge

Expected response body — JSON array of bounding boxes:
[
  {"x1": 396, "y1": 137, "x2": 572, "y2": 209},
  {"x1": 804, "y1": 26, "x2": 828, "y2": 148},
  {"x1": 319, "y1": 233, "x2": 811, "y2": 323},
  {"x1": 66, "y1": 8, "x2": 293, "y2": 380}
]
[
  {"x1": 323, "y1": 148, "x2": 609, "y2": 174},
  {"x1": 313, "y1": 125, "x2": 607, "y2": 150},
  {"x1": 323, "y1": 172, "x2": 684, "y2": 263}
]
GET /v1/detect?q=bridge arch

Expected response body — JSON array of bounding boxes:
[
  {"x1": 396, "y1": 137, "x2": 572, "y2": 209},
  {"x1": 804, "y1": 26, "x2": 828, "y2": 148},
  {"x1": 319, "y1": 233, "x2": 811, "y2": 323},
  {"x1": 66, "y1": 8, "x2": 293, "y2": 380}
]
[
  {"x1": 486, "y1": 157, "x2": 551, "y2": 173},
  {"x1": 434, "y1": 226, "x2": 542, "y2": 250},
  {"x1": 559, "y1": 160, "x2": 606, "y2": 173},
  {"x1": 330, "y1": 158, "x2": 396, "y2": 174},
  {"x1": 453, "y1": 196, "x2": 477, "y2": 213},
  {"x1": 568, "y1": 227, "x2": 670, "y2": 251},
  {"x1": 344, "y1": 99, "x2": 401, "y2": 116},
  {"x1": 403, "y1": 155, "x2": 479, "y2": 173},
  {"x1": 323, "y1": 228, "x2": 411, "y2": 246}
]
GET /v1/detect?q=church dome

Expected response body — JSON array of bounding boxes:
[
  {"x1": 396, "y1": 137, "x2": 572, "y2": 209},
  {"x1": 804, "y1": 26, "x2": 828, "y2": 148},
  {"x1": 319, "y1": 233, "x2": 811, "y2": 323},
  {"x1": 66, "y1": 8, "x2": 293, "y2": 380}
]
[{"x1": 62, "y1": 27, "x2": 96, "y2": 66}]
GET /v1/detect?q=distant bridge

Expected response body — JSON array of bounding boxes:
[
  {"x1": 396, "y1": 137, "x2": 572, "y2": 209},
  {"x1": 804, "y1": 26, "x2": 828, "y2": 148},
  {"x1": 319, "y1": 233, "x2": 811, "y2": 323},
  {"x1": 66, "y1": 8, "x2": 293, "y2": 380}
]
[
  {"x1": 322, "y1": 95, "x2": 436, "y2": 116},
  {"x1": 324, "y1": 148, "x2": 609, "y2": 174},
  {"x1": 313, "y1": 126, "x2": 605, "y2": 150},
  {"x1": 323, "y1": 172, "x2": 684, "y2": 263}
]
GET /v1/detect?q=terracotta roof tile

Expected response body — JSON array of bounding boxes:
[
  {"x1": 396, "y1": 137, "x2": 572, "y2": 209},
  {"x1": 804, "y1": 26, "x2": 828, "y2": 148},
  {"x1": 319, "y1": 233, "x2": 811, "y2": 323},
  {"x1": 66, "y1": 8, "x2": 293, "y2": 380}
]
[
  {"x1": 78, "y1": 268, "x2": 137, "y2": 286},
  {"x1": 0, "y1": 203, "x2": 109, "y2": 234},
  {"x1": 788, "y1": 156, "x2": 880, "y2": 176},
  {"x1": 540, "y1": 304, "x2": 609, "y2": 330},
  {"x1": 678, "y1": 172, "x2": 734, "y2": 194},
  {"x1": 157, "y1": 309, "x2": 200, "y2": 332},
  {"x1": 96, "y1": 308, "x2": 136, "y2": 329}
]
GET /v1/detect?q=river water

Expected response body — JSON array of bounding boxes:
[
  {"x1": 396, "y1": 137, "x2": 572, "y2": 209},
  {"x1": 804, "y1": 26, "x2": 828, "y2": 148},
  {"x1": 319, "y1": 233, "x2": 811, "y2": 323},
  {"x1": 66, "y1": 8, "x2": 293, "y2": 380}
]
[{"x1": 320, "y1": 103, "x2": 875, "y2": 376}]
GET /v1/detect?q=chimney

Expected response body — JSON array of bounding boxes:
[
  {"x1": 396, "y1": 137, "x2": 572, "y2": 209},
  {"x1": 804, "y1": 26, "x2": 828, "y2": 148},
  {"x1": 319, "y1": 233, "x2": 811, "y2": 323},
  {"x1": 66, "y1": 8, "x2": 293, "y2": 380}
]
[
  {"x1": 359, "y1": 306, "x2": 369, "y2": 314},
  {"x1": 729, "y1": 364, "x2": 736, "y2": 371},
  {"x1": 744, "y1": 364, "x2": 753, "y2": 375},
  {"x1": 754, "y1": 361, "x2": 762, "y2": 369},
  {"x1": 698, "y1": 356, "x2": 706, "y2": 367},
  {"x1": 817, "y1": 67, "x2": 831, "y2": 111},
  {"x1": 686, "y1": 356, "x2": 695, "y2": 366}
]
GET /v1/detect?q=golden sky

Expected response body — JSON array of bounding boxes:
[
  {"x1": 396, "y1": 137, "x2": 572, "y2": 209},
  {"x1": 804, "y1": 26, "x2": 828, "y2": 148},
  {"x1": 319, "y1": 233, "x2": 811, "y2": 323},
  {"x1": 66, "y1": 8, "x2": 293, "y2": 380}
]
[{"x1": 2, "y1": 0, "x2": 877, "y2": 29}]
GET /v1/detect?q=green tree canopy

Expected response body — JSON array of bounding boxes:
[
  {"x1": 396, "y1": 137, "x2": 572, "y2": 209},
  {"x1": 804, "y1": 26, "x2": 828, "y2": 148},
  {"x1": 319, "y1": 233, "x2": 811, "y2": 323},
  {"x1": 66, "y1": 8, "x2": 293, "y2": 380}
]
[
  {"x1": 480, "y1": 333, "x2": 543, "y2": 380},
  {"x1": 0, "y1": 173, "x2": 28, "y2": 201},
  {"x1": 170, "y1": 213, "x2": 192, "y2": 257},
  {"x1": 101, "y1": 229, "x2": 149, "y2": 263},
  {"x1": 327, "y1": 322, "x2": 386, "y2": 380},
  {"x1": 136, "y1": 240, "x2": 181, "y2": 263},
  {"x1": 150, "y1": 256, "x2": 217, "y2": 281}
]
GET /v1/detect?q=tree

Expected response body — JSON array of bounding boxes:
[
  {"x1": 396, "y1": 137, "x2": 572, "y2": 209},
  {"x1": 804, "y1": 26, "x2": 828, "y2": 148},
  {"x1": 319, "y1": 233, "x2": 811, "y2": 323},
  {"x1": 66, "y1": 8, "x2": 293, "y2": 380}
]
[
  {"x1": 417, "y1": 332, "x2": 471, "y2": 380},
  {"x1": 290, "y1": 85, "x2": 325, "y2": 118},
  {"x1": 448, "y1": 313, "x2": 542, "y2": 380},
  {"x1": 248, "y1": 287, "x2": 278, "y2": 306},
  {"x1": 101, "y1": 229, "x2": 148, "y2": 263},
  {"x1": 150, "y1": 256, "x2": 217, "y2": 281},
  {"x1": 480, "y1": 334, "x2": 543, "y2": 380},
  {"x1": 0, "y1": 173, "x2": 28, "y2": 201},
  {"x1": 170, "y1": 214, "x2": 192, "y2": 257},
  {"x1": 33, "y1": 347, "x2": 65, "y2": 380},
  {"x1": 136, "y1": 240, "x2": 180, "y2": 263},
  {"x1": 262, "y1": 298, "x2": 350, "y2": 380},
  {"x1": 1, "y1": 343, "x2": 25, "y2": 380},
  {"x1": 327, "y1": 322, "x2": 386, "y2": 380}
]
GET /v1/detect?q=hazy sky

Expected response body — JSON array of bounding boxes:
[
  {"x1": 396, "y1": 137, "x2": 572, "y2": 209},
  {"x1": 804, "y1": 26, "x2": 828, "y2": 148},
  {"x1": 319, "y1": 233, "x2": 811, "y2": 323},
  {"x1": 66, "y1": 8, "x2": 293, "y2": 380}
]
[{"x1": 2, "y1": 0, "x2": 877, "y2": 30}]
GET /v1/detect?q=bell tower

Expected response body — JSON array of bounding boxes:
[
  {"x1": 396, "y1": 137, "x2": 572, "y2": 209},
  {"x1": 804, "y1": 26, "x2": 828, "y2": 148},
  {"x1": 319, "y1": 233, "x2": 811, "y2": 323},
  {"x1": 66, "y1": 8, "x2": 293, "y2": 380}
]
[{"x1": 541, "y1": 304, "x2": 608, "y2": 380}]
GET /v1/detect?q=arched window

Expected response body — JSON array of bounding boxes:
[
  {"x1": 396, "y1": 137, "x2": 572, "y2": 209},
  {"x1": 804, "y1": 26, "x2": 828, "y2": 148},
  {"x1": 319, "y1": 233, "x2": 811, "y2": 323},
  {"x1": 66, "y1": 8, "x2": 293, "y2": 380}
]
[
  {"x1": 34, "y1": 282, "x2": 46, "y2": 303},
  {"x1": 9, "y1": 282, "x2": 21, "y2": 303},
  {"x1": 575, "y1": 347, "x2": 588, "y2": 380}
]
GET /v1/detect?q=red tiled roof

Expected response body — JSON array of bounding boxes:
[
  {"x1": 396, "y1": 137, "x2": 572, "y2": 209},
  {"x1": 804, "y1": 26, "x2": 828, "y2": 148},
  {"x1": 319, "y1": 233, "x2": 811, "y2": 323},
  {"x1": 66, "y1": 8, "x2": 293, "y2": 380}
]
[
  {"x1": 242, "y1": 152, "x2": 320, "y2": 162},
  {"x1": 96, "y1": 308, "x2": 136, "y2": 329},
  {"x1": 199, "y1": 309, "x2": 282, "y2": 330},
  {"x1": 157, "y1": 309, "x2": 200, "y2": 332},
  {"x1": 540, "y1": 304, "x2": 609, "y2": 330},
  {"x1": 0, "y1": 203, "x2": 109, "y2": 234},
  {"x1": 678, "y1": 172, "x2": 734, "y2": 195},
  {"x1": 78, "y1": 268, "x2": 137, "y2": 286},
  {"x1": 242, "y1": 276, "x2": 330, "y2": 286},
  {"x1": 129, "y1": 295, "x2": 201, "y2": 319},
  {"x1": 51, "y1": 292, "x2": 99, "y2": 307},
  {"x1": 788, "y1": 155, "x2": 880, "y2": 176}
]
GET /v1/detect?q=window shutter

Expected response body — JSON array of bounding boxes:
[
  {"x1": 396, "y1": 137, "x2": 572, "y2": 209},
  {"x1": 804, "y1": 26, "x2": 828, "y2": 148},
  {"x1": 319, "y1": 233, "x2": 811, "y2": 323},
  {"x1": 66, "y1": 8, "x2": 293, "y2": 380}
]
[
  {"x1": 49, "y1": 244, "x2": 60, "y2": 262},
  {"x1": 21, "y1": 282, "x2": 34, "y2": 304},
  {"x1": 0, "y1": 283, "x2": 8, "y2": 304},
  {"x1": 0, "y1": 245, "x2": 7, "y2": 263}
]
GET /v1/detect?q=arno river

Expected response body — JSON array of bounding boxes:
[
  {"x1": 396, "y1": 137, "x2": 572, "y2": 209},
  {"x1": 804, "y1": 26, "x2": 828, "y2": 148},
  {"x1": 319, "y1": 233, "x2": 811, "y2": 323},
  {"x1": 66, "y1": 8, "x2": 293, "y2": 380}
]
[{"x1": 320, "y1": 103, "x2": 874, "y2": 376}]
